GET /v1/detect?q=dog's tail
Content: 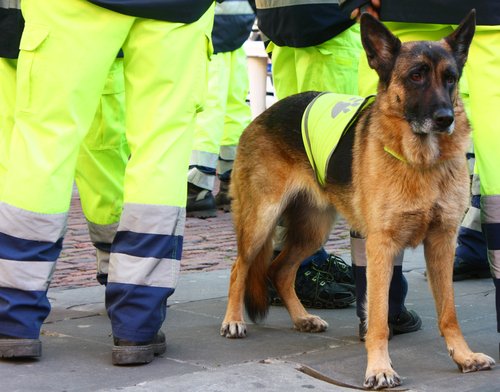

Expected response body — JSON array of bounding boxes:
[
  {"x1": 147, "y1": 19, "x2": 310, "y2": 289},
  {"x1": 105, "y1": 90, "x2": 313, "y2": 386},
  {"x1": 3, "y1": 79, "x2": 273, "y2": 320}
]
[{"x1": 244, "y1": 241, "x2": 272, "y2": 323}]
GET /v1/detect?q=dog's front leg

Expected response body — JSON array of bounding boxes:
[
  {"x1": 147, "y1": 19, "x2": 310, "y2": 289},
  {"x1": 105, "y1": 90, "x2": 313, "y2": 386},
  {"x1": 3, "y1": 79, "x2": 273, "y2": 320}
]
[
  {"x1": 363, "y1": 235, "x2": 402, "y2": 389},
  {"x1": 423, "y1": 230, "x2": 495, "y2": 372},
  {"x1": 221, "y1": 258, "x2": 249, "y2": 338}
]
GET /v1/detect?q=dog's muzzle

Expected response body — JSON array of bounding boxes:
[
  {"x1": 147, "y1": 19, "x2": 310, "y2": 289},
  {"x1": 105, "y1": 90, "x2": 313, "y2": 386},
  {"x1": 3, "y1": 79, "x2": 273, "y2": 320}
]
[{"x1": 433, "y1": 108, "x2": 455, "y2": 134}]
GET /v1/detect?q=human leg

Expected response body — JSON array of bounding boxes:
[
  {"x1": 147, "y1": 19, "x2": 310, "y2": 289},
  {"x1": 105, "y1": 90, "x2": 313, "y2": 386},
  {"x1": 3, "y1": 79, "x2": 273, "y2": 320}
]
[
  {"x1": 75, "y1": 58, "x2": 129, "y2": 285},
  {"x1": 106, "y1": 7, "x2": 213, "y2": 364},
  {"x1": 0, "y1": 58, "x2": 16, "y2": 189},
  {"x1": 0, "y1": 0, "x2": 128, "y2": 355},
  {"x1": 187, "y1": 51, "x2": 229, "y2": 217},
  {"x1": 351, "y1": 232, "x2": 421, "y2": 341},
  {"x1": 466, "y1": 25, "x2": 500, "y2": 334},
  {"x1": 216, "y1": 46, "x2": 252, "y2": 211}
]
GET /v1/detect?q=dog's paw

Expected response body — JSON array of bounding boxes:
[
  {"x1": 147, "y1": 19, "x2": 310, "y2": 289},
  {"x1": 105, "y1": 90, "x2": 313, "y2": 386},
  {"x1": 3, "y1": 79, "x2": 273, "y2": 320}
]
[
  {"x1": 220, "y1": 321, "x2": 247, "y2": 338},
  {"x1": 363, "y1": 368, "x2": 401, "y2": 390},
  {"x1": 294, "y1": 315, "x2": 328, "y2": 333},
  {"x1": 456, "y1": 352, "x2": 495, "y2": 373}
]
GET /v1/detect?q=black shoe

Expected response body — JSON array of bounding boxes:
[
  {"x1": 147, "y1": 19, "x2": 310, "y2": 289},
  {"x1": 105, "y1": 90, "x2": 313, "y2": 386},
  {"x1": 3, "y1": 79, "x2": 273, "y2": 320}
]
[
  {"x1": 215, "y1": 180, "x2": 231, "y2": 212},
  {"x1": 453, "y1": 256, "x2": 491, "y2": 281},
  {"x1": 186, "y1": 183, "x2": 217, "y2": 218},
  {"x1": 0, "y1": 334, "x2": 41, "y2": 358},
  {"x1": 269, "y1": 262, "x2": 356, "y2": 309},
  {"x1": 359, "y1": 308, "x2": 421, "y2": 341},
  {"x1": 112, "y1": 331, "x2": 166, "y2": 366},
  {"x1": 390, "y1": 308, "x2": 422, "y2": 335},
  {"x1": 315, "y1": 254, "x2": 355, "y2": 285}
]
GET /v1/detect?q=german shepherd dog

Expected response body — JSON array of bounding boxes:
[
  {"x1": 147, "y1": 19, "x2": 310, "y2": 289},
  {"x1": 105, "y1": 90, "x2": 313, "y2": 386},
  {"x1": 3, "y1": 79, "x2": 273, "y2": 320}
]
[{"x1": 220, "y1": 11, "x2": 495, "y2": 389}]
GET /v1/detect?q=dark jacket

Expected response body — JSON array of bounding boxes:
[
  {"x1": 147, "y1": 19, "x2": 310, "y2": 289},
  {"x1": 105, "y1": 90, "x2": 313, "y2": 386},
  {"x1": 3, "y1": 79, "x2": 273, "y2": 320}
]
[
  {"x1": 0, "y1": 5, "x2": 23, "y2": 58},
  {"x1": 212, "y1": 0, "x2": 255, "y2": 54},
  {"x1": 251, "y1": 0, "x2": 354, "y2": 48},
  {"x1": 380, "y1": 0, "x2": 500, "y2": 26},
  {"x1": 87, "y1": 0, "x2": 214, "y2": 23}
]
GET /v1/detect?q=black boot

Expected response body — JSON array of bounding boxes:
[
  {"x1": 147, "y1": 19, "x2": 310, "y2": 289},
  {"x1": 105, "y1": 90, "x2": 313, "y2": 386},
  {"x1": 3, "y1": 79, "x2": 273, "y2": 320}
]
[{"x1": 186, "y1": 183, "x2": 216, "y2": 218}]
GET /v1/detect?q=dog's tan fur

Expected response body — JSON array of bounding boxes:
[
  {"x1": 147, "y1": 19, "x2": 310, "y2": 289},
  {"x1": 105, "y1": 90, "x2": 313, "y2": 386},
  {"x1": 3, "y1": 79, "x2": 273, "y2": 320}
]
[{"x1": 221, "y1": 11, "x2": 494, "y2": 389}]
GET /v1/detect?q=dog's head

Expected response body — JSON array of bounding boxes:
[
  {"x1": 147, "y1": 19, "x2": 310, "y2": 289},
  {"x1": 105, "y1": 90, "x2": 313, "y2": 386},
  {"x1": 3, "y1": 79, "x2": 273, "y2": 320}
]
[{"x1": 360, "y1": 10, "x2": 475, "y2": 135}]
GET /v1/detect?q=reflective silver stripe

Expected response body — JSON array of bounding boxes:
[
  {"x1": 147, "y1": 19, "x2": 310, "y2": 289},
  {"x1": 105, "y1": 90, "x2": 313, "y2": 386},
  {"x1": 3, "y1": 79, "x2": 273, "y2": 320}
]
[
  {"x1": 188, "y1": 167, "x2": 216, "y2": 190},
  {"x1": 0, "y1": 259, "x2": 55, "y2": 291},
  {"x1": 350, "y1": 235, "x2": 404, "y2": 266},
  {"x1": 488, "y1": 250, "x2": 500, "y2": 278},
  {"x1": 190, "y1": 150, "x2": 218, "y2": 168},
  {"x1": 87, "y1": 221, "x2": 118, "y2": 244},
  {"x1": 118, "y1": 203, "x2": 185, "y2": 236},
  {"x1": 471, "y1": 173, "x2": 480, "y2": 196},
  {"x1": 481, "y1": 195, "x2": 500, "y2": 223},
  {"x1": 217, "y1": 160, "x2": 233, "y2": 176},
  {"x1": 461, "y1": 206, "x2": 482, "y2": 232},
  {"x1": 219, "y1": 145, "x2": 237, "y2": 161},
  {"x1": 273, "y1": 225, "x2": 287, "y2": 251},
  {"x1": 256, "y1": 0, "x2": 339, "y2": 9},
  {"x1": 0, "y1": 202, "x2": 67, "y2": 242},
  {"x1": 0, "y1": 0, "x2": 21, "y2": 9},
  {"x1": 350, "y1": 236, "x2": 367, "y2": 266},
  {"x1": 96, "y1": 249, "x2": 110, "y2": 275},
  {"x1": 108, "y1": 253, "x2": 180, "y2": 288},
  {"x1": 216, "y1": 0, "x2": 254, "y2": 15}
]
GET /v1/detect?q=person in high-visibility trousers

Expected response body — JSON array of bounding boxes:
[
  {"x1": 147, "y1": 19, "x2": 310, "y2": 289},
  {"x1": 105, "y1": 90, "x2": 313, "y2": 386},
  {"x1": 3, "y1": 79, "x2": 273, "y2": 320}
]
[
  {"x1": 0, "y1": 0, "x2": 215, "y2": 366},
  {"x1": 187, "y1": 0, "x2": 255, "y2": 218},
  {"x1": 0, "y1": 1, "x2": 129, "y2": 286}
]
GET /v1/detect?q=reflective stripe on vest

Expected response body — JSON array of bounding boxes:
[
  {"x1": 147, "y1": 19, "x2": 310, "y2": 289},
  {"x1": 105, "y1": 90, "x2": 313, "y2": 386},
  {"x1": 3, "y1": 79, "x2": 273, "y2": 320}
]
[
  {"x1": 301, "y1": 92, "x2": 375, "y2": 186},
  {"x1": 0, "y1": 0, "x2": 20, "y2": 9},
  {"x1": 256, "y1": 0, "x2": 339, "y2": 9},
  {"x1": 216, "y1": 0, "x2": 255, "y2": 15}
]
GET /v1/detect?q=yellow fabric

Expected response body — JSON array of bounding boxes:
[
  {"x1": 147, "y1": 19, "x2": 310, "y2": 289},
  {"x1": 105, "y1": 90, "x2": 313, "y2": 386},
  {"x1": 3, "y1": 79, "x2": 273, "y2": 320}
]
[
  {"x1": 271, "y1": 23, "x2": 362, "y2": 100},
  {"x1": 192, "y1": 46, "x2": 251, "y2": 155},
  {"x1": 2, "y1": 0, "x2": 214, "y2": 213},
  {"x1": 302, "y1": 92, "x2": 375, "y2": 185},
  {"x1": 0, "y1": 58, "x2": 17, "y2": 196},
  {"x1": 74, "y1": 59, "x2": 129, "y2": 226}
]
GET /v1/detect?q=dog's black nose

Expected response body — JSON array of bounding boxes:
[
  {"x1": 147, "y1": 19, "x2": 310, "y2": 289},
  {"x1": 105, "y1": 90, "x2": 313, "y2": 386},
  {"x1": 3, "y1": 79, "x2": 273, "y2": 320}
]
[{"x1": 433, "y1": 108, "x2": 454, "y2": 130}]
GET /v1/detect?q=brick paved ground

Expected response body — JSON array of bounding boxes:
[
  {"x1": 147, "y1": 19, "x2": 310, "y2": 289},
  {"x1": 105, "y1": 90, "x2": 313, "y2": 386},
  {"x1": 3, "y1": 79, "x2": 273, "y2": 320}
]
[{"x1": 52, "y1": 186, "x2": 351, "y2": 289}]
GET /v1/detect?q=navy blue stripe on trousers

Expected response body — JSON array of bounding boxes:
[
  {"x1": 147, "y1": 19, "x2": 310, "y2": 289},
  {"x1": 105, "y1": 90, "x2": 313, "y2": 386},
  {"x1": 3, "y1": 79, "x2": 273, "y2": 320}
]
[
  {"x1": 0, "y1": 233, "x2": 62, "y2": 338},
  {"x1": 106, "y1": 283, "x2": 173, "y2": 341},
  {"x1": 111, "y1": 231, "x2": 182, "y2": 259},
  {"x1": 482, "y1": 223, "x2": 500, "y2": 251},
  {"x1": 107, "y1": 230, "x2": 183, "y2": 341},
  {"x1": 0, "y1": 287, "x2": 51, "y2": 339},
  {"x1": 0, "y1": 232, "x2": 63, "y2": 261}
]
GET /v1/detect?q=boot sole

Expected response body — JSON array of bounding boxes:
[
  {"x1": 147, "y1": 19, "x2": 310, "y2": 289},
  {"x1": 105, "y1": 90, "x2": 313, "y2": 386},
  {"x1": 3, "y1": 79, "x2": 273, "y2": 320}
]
[
  {"x1": 0, "y1": 338, "x2": 41, "y2": 358},
  {"x1": 186, "y1": 209, "x2": 217, "y2": 219},
  {"x1": 216, "y1": 204, "x2": 231, "y2": 212},
  {"x1": 453, "y1": 269, "x2": 491, "y2": 281},
  {"x1": 112, "y1": 341, "x2": 166, "y2": 366}
]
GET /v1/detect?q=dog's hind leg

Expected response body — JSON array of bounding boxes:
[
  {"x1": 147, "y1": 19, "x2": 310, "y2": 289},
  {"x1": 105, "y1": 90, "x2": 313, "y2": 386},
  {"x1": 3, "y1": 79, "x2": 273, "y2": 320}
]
[
  {"x1": 221, "y1": 201, "x2": 281, "y2": 338},
  {"x1": 423, "y1": 228, "x2": 495, "y2": 373},
  {"x1": 269, "y1": 201, "x2": 335, "y2": 333}
]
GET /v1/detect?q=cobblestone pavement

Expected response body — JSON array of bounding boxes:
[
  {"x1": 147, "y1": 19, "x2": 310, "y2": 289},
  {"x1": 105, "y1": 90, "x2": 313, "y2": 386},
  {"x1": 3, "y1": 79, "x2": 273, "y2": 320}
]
[{"x1": 52, "y1": 188, "x2": 351, "y2": 289}]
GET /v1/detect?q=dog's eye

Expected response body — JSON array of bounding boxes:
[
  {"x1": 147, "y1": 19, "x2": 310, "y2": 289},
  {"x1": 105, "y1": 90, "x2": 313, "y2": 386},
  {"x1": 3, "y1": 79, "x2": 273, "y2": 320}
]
[
  {"x1": 410, "y1": 72, "x2": 423, "y2": 82},
  {"x1": 445, "y1": 75, "x2": 456, "y2": 85}
]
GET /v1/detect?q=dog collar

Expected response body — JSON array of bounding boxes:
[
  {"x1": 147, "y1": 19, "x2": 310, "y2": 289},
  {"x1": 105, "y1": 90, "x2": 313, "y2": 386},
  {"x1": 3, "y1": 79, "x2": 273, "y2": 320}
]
[{"x1": 383, "y1": 146, "x2": 407, "y2": 163}]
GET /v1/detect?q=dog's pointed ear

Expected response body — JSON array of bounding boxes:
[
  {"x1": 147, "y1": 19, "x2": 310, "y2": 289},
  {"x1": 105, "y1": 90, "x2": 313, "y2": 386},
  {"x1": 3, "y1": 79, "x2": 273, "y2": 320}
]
[
  {"x1": 360, "y1": 13, "x2": 401, "y2": 85},
  {"x1": 444, "y1": 9, "x2": 476, "y2": 73}
]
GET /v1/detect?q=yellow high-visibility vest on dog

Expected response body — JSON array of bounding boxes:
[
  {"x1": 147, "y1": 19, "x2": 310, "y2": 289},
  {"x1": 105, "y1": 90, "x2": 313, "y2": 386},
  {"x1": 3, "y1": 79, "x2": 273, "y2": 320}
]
[{"x1": 302, "y1": 92, "x2": 375, "y2": 185}]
